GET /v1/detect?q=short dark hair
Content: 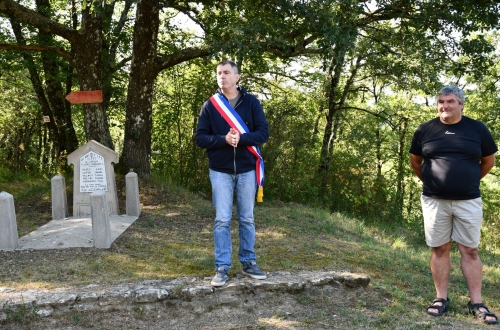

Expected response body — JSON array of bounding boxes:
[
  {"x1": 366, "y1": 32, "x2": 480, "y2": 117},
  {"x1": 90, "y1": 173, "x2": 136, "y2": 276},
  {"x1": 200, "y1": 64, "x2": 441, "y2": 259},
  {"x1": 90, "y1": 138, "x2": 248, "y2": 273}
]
[
  {"x1": 438, "y1": 86, "x2": 465, "y2": 104},
  {"x1": 217, "y1": 60, "x2": 239, "y2": 74}
]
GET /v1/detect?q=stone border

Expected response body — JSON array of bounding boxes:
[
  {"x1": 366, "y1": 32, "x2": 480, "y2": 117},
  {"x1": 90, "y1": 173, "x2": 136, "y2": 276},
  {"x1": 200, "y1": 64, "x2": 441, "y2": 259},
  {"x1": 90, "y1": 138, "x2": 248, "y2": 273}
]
[{"x1": 0, "y1": 270, "x2": 370, "y2": 320}]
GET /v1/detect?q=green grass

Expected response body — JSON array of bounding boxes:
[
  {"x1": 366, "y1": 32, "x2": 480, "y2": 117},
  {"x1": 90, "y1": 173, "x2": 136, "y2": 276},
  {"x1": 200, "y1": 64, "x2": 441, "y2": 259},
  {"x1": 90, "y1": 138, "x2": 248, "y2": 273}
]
[
  {"x1": 1, "y1": 176, "x2": 53, "y2": 235},
  {"x1": 1, "y1": 175, "x2": 500, "y2": 329}
]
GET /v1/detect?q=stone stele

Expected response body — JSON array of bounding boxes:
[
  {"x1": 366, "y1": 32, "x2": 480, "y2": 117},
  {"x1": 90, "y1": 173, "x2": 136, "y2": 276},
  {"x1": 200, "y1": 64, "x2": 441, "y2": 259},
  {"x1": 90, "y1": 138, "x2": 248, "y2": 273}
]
[{"x1": 67, "y1": 140, "x2": 119, "y2": 217}]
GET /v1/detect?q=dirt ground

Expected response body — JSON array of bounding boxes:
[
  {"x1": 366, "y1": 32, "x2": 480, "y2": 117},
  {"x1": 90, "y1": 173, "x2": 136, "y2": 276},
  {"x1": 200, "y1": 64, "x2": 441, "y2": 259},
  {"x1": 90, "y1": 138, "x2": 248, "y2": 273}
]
[
  {"x1": 2, "y1": 178, "x2": 387, "y2": 329},
  {"x1": 2, "y1": 178, "x2": 494, "y2": 329},
  {"x1": 3, "y1": 285, "x2": 389, "y2": 329},
  {"x1": 2, "y1": 283, "x2": 486, "y2": 330}
]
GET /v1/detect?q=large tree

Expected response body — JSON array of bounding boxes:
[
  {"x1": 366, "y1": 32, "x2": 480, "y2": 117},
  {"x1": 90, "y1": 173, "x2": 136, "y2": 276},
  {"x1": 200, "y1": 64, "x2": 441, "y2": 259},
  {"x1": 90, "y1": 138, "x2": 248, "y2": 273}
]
[
  {"x1": 3, "y1": 0, "x2": 497, "y2": 179},
  {"x1": 0, "y1": 0, "x2": 118, "y2": 150},
  {"x1": 116, "y1": 0, "x2": 347, "y2": 177},
  {"x1": 315, "y1": 0, "x2": 500, "y2": 197},
  {"x1": 8, "y1": 0, "x2": 80, "y2": 158},
  {"x1": 0, "y1": 0, "x2": 341, "y2": 177}
]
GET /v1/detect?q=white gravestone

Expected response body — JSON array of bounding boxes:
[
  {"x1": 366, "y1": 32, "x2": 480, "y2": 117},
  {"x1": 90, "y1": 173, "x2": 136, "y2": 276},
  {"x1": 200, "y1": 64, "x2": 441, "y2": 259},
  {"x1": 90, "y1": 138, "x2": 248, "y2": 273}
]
[
  {"x1": 67, "y1": 140, "x2": 119, "y2": 216},
  {"x1": 79, "y1": 151, "x2": 108, "y2": 192},
  {"x1": 0, "y1": 191, "x2": 19, "y2": 251}
]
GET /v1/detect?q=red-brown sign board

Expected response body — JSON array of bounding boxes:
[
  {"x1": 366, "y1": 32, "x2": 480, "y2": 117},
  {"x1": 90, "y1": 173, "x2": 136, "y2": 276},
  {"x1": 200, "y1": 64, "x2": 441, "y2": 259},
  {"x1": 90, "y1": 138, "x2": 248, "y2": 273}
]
[{"x1": 66, "y1": 90, "x2": 103, "y2": 104}]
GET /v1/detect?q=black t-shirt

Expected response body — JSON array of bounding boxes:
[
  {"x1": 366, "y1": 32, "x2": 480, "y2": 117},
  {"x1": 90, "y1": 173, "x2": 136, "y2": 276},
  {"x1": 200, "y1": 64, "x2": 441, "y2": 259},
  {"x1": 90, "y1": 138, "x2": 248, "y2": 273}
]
[{"x1": 409, "y1": 116, "x2": 498, "y2": 200}]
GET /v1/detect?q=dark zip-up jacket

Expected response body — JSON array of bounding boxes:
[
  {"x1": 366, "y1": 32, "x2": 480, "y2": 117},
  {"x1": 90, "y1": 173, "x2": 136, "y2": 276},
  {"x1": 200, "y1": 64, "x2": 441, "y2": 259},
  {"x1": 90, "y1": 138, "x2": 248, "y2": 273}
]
[{"x1": 196, "y1": 85, "x2": 269, "y2": 175}]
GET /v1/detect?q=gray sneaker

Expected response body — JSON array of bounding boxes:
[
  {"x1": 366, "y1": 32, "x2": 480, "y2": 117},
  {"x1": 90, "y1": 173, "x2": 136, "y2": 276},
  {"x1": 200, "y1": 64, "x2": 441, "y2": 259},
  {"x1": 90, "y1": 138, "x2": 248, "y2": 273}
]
[
  {"x1": 211, "y1": 266, "x2": 229, "y2": 286},
  {"x1": 242, "y1": 261, "x2": 267, "y2": 279}
]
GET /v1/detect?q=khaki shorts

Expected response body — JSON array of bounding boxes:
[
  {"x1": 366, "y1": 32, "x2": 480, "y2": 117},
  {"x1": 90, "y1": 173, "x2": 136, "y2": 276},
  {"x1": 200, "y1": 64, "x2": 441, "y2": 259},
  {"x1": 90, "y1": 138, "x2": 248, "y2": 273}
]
[{"x1": 421, "y1": 195, "x2": 483, "y2": 248}]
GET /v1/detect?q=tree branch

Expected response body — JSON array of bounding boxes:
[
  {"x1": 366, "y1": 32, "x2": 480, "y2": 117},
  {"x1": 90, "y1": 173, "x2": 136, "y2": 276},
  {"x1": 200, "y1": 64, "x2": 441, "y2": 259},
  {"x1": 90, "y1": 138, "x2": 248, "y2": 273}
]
[
  {"x1": 358, "y1": 1, "x2": 415, "y2": 26},
  {"x1": 0, "y1": 43, "x2": 73, "y2": 61},
  {"x1": 156, "y1": 47, "x2": 210, "y2": 72},
  {"x1": 0, "y1": 0, "x2": 78, "y2": 42},
  {"x1": 169, "y1": 4, "x2": 208, "y2": 34},
  {"x1": 108, "y1": 0, "x2": 135, "y2": 67},
  {"x1": 337, "y1": 105, "x2": 393, "y2": 127}
]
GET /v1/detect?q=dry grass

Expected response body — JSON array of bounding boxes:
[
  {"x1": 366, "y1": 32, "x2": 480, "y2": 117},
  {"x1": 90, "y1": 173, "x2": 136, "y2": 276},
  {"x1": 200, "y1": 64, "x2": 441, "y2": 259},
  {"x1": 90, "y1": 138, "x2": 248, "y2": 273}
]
[
  {"x1": 2, "y1": 176, "x2": 380, "y2": 288},
  {"x1": 1, "y1": 175, "x2": 500, "y2": 329}
]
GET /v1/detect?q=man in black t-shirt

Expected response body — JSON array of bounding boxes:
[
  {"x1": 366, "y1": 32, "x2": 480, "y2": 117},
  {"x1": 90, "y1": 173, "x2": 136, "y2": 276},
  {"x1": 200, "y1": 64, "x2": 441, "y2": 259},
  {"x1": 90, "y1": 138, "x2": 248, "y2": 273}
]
[{"x1": 409, "y1": 86, "x2": 498, "y2": 324}]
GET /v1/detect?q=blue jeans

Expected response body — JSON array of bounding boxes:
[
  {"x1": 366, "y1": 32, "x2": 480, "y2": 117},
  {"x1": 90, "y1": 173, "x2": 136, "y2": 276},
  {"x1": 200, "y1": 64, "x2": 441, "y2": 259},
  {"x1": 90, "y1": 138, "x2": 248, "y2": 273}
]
[{"x1": 209, "y1": 169, "x2": 257, "y2": 270}]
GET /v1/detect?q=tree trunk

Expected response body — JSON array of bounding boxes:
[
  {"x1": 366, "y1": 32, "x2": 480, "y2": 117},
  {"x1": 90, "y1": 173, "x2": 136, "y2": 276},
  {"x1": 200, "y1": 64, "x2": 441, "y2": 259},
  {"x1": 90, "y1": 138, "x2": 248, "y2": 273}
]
[
  {"x1": 72, "y1": 7, "x2": 114, "y2": 150},
  {"x1": 318, "y1": 61, "x2": 342, "y2": 176},
  {"x1": 317, "y1": 45, "x2": 360, "y2": 201},
  {"x1": 36, "y1": 0, "x2": 78, "y2": 154},
  {"x1": 9, "y1": 19, "x2": 65, "y2": 155},
  {"x1": 395, "y1": 117, "x2": 408, "y2": 216},
  {"x1": 375, "y1": 128, "x2": 382, "y2": 180},
  {"x1": 120, "y1": 0, "x2": 159, "y2": 177},
  {"x1": 318, "y1": 49, "x2": 360, "y2": 175}
]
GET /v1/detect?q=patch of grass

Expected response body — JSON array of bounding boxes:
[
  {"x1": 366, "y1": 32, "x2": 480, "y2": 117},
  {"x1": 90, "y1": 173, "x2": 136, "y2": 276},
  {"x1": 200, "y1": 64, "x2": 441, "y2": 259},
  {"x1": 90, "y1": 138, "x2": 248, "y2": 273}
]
[
  {"x1": 1, "y1": 175, "x2": 500, "y2": 329},
  {"x1": 4, "y1": 296, "x2": 39, "y2": 325},
  {"x1": 1, "y1": 176, "x2": 53, "y2": 236}
]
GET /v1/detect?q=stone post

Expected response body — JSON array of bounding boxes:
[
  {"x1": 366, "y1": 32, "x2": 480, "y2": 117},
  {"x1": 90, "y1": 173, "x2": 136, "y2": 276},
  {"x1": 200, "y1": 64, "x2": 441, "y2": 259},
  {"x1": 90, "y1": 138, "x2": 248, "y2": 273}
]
[
  {"x1": 51, "y1": 175, "x2": 68, "y2": 220},
  {"x1": 0, "y1": 191, "x2": 19, "y2": 251},
  {"x1": 126, "y1": 172, "x2": 141, "y2": 217},
  {"x1": 90, "y1": 191, "x2": 111, "y2": 249}
]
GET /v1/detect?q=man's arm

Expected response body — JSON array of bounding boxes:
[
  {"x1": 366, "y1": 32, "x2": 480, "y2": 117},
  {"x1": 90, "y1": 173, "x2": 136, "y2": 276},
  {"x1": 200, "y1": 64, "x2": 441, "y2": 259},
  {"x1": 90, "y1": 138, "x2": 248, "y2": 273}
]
[
  {"x1": 195, "y1": 102, "x2": 228, "y2": 150},
  {"x1": 409, "y1": 154, "x2": 423, "y2": 181},
  {"x1": 238, "y1": 97, "x2": 269, "y2": 147},
  {"x1": 480, "y1": 154, "x2": 495, "y2": 179}
]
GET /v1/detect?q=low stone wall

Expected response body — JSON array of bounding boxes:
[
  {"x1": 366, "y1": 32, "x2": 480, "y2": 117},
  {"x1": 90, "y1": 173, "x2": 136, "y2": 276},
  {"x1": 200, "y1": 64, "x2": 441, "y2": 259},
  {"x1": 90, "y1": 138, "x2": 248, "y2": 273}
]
[{"x1": 0, "y1": 270, "x2": 370, "y2": 320}]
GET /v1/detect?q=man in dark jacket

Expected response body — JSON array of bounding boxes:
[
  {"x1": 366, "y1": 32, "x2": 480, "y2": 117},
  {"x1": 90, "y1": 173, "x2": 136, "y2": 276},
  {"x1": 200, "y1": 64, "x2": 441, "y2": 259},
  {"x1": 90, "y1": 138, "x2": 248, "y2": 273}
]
[
  {"x1": 409, "y1": 86, "x2": 498, "y2": 324},
  {"x1": 196, "y1": 60, "x2": 269, "y2": 286}
]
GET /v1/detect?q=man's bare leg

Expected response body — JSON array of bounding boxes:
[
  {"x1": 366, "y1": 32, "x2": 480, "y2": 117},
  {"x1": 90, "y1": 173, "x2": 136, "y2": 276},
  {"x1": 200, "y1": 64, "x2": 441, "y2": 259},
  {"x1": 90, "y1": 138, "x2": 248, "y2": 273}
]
[
  {"x1": 428, "y1": 241, "x2": 452, "y2": 314},
  {"x1": 458, "y1": 244, "x2": 496, "y2": 322},
  {"x1": 458, "y1": 244, "x2": 482, "y2": 303}
]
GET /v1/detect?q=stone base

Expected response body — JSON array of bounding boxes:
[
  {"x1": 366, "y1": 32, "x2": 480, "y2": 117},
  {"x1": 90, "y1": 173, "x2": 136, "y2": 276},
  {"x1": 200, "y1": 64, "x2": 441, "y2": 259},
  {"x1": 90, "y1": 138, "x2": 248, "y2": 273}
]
[
  {"x1": 0, "y1": 270, "x2": 370, "y2": 320},
  {"x1": 16, "y1": 215, "x2": 138, "y2": 250}
]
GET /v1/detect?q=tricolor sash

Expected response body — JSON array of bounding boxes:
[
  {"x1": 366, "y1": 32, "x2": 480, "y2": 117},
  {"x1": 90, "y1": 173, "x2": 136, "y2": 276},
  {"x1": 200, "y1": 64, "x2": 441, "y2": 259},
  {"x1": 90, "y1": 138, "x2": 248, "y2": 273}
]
[{"x1": 209, "y1": 93, "x2": 265, "y2": 202}]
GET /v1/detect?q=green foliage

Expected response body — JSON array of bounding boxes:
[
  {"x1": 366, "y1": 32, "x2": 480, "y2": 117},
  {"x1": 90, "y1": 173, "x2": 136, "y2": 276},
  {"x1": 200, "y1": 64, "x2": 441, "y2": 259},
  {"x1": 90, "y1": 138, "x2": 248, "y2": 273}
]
[
  {"x1": 0, "y1": 67, "x2": 44, "y2": 175},
  {"x1": 260, "y1": 85, "x2": 322, "y2": 203},
  {"x1": 1, "y1": 1, "x2": 500, "y2": 240},
  {"x1": 151, "y1": 60, "x2": 213, "y2": 192}
]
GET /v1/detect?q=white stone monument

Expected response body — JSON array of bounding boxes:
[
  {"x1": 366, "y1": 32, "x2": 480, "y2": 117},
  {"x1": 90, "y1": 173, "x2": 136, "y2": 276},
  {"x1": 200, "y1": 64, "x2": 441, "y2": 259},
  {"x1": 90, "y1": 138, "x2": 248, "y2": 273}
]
[
  {"x1": 51, "y1": 174, "x2": 68, "y2": 220},
  {"x1": 0, "y1": 191, "x2": 19, "y2": 251},
  {"x1": 126, "y1": 172, "x2": 141, "y2": 217},
  {"x1": 90, "y1": 191, "x2": 112, "y2": 248},
  {"x1": 67, "y1": 140, "x2": 119, "y2": 216}
]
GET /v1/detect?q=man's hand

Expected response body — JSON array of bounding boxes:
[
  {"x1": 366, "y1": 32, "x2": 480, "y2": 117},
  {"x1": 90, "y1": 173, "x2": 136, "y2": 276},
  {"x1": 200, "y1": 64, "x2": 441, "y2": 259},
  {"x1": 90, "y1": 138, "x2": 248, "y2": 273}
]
[
  {"x1": 226, "y1": 128, "x2": 240, "y2": 147},
  {"x1": 409, "y1": 154, "x2": 423, "y2": 181},
  {"x1": 480, "y1": 154, "x2": 495, "y2": 179}
]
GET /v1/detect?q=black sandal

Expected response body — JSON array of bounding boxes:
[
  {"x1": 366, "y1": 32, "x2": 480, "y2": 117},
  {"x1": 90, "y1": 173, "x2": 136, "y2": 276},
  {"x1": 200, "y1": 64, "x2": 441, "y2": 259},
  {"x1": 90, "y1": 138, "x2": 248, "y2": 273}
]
[
  {"x1": 426, "y1": 297, "x2": 450, "y2": 316},
  {"x1": 468, "y1": 301, "x2": 498, "y2": 325}
]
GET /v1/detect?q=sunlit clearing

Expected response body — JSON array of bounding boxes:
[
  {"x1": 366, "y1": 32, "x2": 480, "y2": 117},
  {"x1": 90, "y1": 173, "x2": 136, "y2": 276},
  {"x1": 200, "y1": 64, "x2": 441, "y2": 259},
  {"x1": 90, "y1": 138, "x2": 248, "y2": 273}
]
[
  {"x1": 392, "y1": 236, "x2": 407, "y2": 249},
  {"x1": 483, "y1": 264, "x2": 500, "y2": 282},
  {"x1": 258, "y1": 230, "x2": 287, "y2": 239},
  {"x1": 12, "y1": 282, "x2": 57, "y2": 290},
  {"x1": 259, "y1": 317, "x2": 303, "y2": 328}
]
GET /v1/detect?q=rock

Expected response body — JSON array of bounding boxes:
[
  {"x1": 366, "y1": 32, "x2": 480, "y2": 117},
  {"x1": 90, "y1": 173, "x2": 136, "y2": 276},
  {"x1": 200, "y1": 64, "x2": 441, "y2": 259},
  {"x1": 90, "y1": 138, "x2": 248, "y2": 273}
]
[{"x1": 0, "y1": 270, "x2": 370, "y2": 319}]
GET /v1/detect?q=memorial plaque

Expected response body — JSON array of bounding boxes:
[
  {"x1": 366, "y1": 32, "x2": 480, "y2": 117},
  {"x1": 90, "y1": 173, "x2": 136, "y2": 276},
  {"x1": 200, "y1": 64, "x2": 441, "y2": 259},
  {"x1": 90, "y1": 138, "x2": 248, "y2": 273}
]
[
  {"x1": 67, "y1": 140, "x2": 119, "y2": 217},
  {"x1": 79, "y1": 151, "x2": 108, "y2": 192}
]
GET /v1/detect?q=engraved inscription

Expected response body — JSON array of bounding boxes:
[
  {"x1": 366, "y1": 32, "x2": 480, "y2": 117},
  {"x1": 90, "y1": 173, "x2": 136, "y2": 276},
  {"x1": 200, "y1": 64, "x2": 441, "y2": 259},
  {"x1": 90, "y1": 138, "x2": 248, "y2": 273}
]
[{"x1": 79, "y1": 151, "x2": 108, "y2": 192}]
